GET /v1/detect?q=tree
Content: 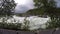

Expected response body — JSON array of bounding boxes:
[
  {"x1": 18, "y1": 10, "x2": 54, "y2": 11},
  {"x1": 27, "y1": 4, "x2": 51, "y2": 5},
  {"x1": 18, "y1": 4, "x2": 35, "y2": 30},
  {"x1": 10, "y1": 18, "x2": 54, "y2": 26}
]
[
  {"x1": 0, "y1": 0, "x2": 16, "y2": 16},
  {"x1": 34, "y1": 0, "x2": 60, "y2": 19},
  {"x1": 0, "y1": 0, "x2": 16, "y2": 22},
  {"x1": 27, "y1": 0, "x2": 57, "y2": 18},
  {"x1": 26, "y1": 8, "x2": 44, "y2": 16},
  {"x1": 33, "y1": 0, "x2": 60, "y2": 30},
  {"x1": 34, "y1": 0, "x2": 56, "y2": 8}
]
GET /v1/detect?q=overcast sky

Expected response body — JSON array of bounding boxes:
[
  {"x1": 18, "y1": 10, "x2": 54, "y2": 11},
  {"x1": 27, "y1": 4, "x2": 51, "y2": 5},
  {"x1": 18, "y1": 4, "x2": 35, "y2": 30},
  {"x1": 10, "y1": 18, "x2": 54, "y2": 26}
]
[
  {"x1": 14, "y1": 0, "x2": 60, "y2": 13},
  {"x1": 14, "y1": 0, "x2": 34, "y2": 13},
  {"x1": 55, "y1": 0, "x2": 60, "y2": 7}
]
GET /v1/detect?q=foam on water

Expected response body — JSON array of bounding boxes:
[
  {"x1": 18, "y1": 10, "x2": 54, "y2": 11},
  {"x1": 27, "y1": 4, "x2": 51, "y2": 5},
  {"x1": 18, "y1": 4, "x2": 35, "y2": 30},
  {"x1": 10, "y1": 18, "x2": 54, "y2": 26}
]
[{"x1": 0, "y1": 15, "x2": 50, "y2": 30}]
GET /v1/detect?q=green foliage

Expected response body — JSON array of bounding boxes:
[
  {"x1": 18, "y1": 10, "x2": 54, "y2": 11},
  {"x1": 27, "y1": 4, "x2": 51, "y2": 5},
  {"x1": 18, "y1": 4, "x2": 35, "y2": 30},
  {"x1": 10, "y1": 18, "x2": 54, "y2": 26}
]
[
  {"x1": 0, "y1": 17, "x2": 31, "y2": 31},
  {"x1": 27, "y1": 0, "x2": 57, "y2": 17},
  {"x1": 22, "y1": 17, "x2": 30, "y2": 31},
  {"x1": 0, "y1": 0, "x2": 16, "y2": 23},
  {"x1": 26, "y1": 8, "x2": 44, "y2": 15},
  {"x1": 33, "y1": 0, "x2": 60, "y2": 29},
  {"x1": 34, "y1": 0, "x2": 60, "y2": 19},
  {"x1": 34, "y1": 0, "x2": 56, "y2": 8},
  {"x1": 0, "y1": 0, "x2": 16, "y2": 16},
  {"x1": 0, "y1": 22, "x2": 22, "y2": 30},
  {"x1": 46, "y1": 18, "x2": 60, "y2": 29}
]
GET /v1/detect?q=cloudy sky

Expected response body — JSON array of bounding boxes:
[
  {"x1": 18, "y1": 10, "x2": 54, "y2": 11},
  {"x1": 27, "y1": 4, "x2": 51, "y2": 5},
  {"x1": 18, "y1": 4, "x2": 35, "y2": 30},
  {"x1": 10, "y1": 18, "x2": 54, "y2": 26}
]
[
  {"x1": 14, "y1": 0, "x2": 34, "y2": 13},
  {"x1": 14, "y1": 0, "x2": 60, "y2": 13},
  {"x1": 55, "y1": 0, "x2": 60, "y2": 7}
]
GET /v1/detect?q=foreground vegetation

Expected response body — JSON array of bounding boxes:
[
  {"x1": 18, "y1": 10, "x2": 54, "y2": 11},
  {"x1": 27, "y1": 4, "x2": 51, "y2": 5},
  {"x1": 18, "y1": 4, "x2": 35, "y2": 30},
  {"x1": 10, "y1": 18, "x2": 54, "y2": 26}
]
[{"x1": 0, "y1": 18, "x2": 30, "y2": 31}]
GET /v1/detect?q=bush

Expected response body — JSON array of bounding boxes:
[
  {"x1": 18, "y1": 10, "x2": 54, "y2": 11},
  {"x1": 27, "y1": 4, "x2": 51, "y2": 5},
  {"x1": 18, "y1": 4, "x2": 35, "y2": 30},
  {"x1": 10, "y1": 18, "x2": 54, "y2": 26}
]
[
  {"x1": 0, "y1": 22, "x2": 22, "y2": 30},
  {"x1": 0, "y1": 18, "x2": 31, "y2": 31},
  {"x1": 0, "y1": 17, "x2": 32, "y2": 31},
  {"x1": 46, "y1": 18, "x2": 60, "y2": 29}
]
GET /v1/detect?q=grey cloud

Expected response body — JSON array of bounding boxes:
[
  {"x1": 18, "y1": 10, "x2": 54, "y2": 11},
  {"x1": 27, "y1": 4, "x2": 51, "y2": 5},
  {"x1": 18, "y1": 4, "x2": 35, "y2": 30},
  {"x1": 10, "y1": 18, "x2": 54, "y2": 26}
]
[
  {"x1": 14, "y1": 0, "x2": 34, "y2": 13},
  {"x1": 55, "y1": 0, "x2": 60, "y2": 7},
  {"x1": 15, "y1": 5, "x2": 30, "y2": 13},
  {"x1": 57, "y1": 1, "x2": 60, "y2": 7}
]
